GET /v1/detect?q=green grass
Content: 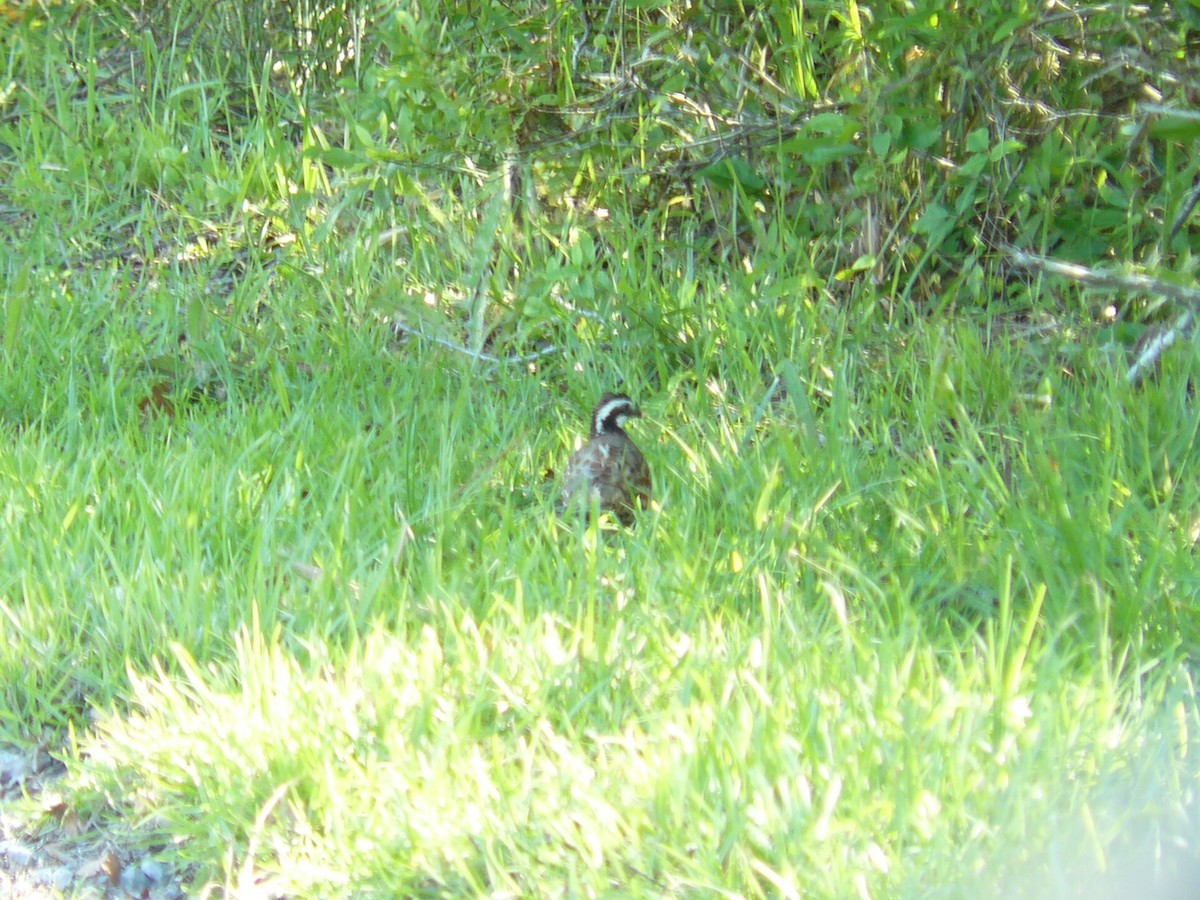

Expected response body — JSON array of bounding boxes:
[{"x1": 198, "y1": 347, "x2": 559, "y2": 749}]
[{"x1": 2, "y1": 1, "x2": 1199, "y2": 897}]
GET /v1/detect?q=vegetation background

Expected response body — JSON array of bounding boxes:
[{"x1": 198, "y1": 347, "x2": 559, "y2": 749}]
[{"x1": 1, "y1": 0, "x2": 1199, "y2": 896}]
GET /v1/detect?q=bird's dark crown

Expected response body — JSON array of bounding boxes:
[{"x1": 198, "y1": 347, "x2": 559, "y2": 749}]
[{"x1": 591, "y1": 393, "x2": 641, "y2": 437}]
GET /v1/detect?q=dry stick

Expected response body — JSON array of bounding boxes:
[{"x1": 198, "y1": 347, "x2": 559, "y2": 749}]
[
  {"x1": 394, "y1": 320, "x2": 560, "y2": 366},
  {"x1": 1127, "y1": 311, "x2": 1195, "y2": 386},
  {"x1": 1003, "y1": 246, "x2": 1200, "y2": 385},
  {"x1": 1169, "y1": 178, "x2": 1200, "y2": 244},
  {"x1": 1005, "y1": 246, "x2": 1200, "y2": 304}
]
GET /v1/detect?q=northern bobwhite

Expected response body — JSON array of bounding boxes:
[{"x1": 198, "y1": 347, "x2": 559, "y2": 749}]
[{"x1": 561, "y1": 393, "x2": 652, "y2": 526}]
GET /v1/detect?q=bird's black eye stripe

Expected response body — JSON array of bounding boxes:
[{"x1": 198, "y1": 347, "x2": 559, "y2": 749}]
[{"x1": 592, "y1": 397, "x2": 634, "y2": 436}]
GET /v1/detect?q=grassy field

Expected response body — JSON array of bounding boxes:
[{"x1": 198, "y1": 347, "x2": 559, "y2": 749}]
[{"x1": 1, "y1": 1, "x2": 1199, "y2": 897}]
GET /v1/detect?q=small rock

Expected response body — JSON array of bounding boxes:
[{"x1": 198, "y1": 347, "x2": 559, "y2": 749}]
[
  {"x1": 0, "y1": 839, "x2": 35, "y2": 867},
  {"x1": 0, "y1": 749, "x2": 32, "y2": 788},
  {"x1": 43, "y1": 865, "x2": 74, "y2": 891},
  {"x1": 140, "y1": 857, "x2": 166, "y2": 882},
  {"x1": 120, "y1": 864, "x2": 150, "y2": 896}
]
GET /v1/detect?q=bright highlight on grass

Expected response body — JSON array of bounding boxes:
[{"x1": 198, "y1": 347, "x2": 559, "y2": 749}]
[{"x1": 1, "y1": 2, "x2": 1199, "y2": 897}]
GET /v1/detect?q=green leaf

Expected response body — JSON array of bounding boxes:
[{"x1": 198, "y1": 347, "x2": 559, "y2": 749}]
[
  {"x1": 913, "y1": 202, "x2": 956, "y2": 241},
  {"x1": 4, "y1": 268, "x2": 28, "y2": 355},
  {"x1": 966, "y1": 128, "x2": 990, "y2": 153},
  {"x1": 804, "y1": 112, "x2": 860, "y2": 140},
  {"x1": 304, "y1": 147, "x2": 363, "y2": 168},
  {"x1": 959, "y1": 153, "x2": 988, "y2": 177},
  {"x1": 781, "y1": 135, "x2": 862, "y2": 166},
  {"x1": 989, "y1": 139, "x2": 1026, "y2": 161},
  {"x1": 186, "y1": 297, "x2": 206, "y2": 342},
  {"x1": 898, "y1": 118, "x2": 942, "y2": 151},
  {"x1": 1150, "y1": 114, "x2": 1200, "y2": 143},
  {"x1": 697, "y1": 157, "x2": 768, "y2": 194},
  {"x1": 991, "y1": 15, "x2": 1026, "y2": 43}
]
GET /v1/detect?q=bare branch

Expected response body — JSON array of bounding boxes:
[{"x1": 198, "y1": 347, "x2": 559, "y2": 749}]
[
  {"x1": 1004, "y1": 246, "x2": 1200, "y2": 306},
  {"x1": 1002, "y1": 246, "x2": 1200, "y2": 385},
  {"x1": 392, "y1": 320, "x2": 560, "y2": 366},
  {"x1": 1127, "y1": 311, "x2": 1195, "y2": 386},
  {"x1": 1170, "y1": 179, "x2": 1200, "y2": 244}
]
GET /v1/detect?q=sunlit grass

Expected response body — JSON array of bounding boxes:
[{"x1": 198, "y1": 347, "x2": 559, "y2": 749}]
[{"x1": 1, "y1": 3, "x2": 1198, "y2": 898}]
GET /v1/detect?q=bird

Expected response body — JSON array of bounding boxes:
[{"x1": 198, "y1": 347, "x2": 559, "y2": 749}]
[{"x1": 561, "y1": 393, "x2": 652, "y2": 526}]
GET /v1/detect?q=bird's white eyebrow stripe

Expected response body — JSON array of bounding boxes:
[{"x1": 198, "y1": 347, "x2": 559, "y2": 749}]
[{"x1": 593, "y1": 397, "x2": 631, "y2": 431}]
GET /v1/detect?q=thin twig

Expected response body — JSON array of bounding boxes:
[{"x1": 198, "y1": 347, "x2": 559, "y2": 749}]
[
  {"x1": 1127, "y1": 310, "x2": 1195, "y2": 386},
  {"x1": 1004, "y1": 246, "x2": 1200, "y2": 306},
  {"x1": 1169, "y1": 179, "x2": 1200, "y2": 244},
  {"x1": 393, "y1": 320, "x2": 560, "y2": 365},
  {"x1": 1003, "y1": 246, "x2": 1200, "y2": 385}
]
